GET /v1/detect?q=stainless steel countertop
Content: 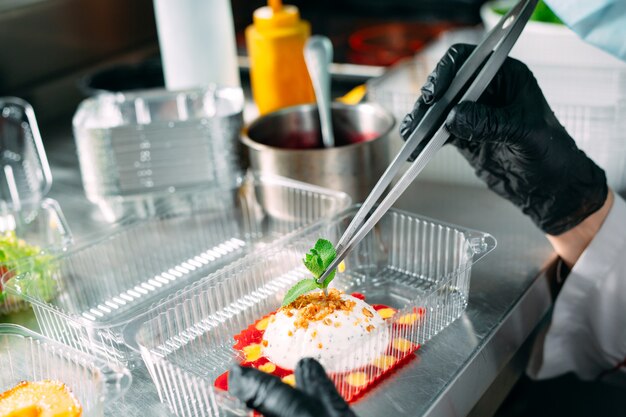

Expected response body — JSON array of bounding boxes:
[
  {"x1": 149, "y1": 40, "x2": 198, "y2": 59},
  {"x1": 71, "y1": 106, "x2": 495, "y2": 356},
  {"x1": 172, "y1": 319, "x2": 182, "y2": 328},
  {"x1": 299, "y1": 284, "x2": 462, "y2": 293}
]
[{"x1": 4, "y1": 125, "x2": 555, "y2": 417}]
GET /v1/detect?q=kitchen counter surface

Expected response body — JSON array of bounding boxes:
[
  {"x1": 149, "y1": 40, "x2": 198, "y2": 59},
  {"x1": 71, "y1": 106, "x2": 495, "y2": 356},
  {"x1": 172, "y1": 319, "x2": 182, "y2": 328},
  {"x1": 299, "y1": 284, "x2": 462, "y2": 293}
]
[{"x1": 4, "y1": 121, "x2": 555, "y2": 417}]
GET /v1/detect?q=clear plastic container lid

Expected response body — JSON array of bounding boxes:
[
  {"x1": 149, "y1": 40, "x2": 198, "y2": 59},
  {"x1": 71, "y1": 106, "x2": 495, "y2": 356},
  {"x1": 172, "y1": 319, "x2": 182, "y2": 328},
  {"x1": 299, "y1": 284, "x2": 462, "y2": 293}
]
[
  {"x1": 0, "y1": 97, "x2": 53, "y2": 209},
  {"x1": 0, "y1": 324, "x2": 131, "y2": 417}
]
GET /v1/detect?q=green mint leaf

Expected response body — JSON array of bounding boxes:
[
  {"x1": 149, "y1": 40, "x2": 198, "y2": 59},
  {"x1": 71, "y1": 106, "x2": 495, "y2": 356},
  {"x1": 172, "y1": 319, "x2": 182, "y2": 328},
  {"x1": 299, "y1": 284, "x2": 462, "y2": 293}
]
[
  {"x1": 303, "y1": 251, "x2": 325, "y2": 278},
  {"x1": 313, "y1": 239, "x2": 336, "y2": 269},
  {"x1": 302, "y1": 239, "x2": 337, "y2": 278},
  {"x1": 283, "y1": 239, "x2": 341, "y2": 304},
  {"x1": 282, "y1": 279, "x2": 321, "y2": 306}
]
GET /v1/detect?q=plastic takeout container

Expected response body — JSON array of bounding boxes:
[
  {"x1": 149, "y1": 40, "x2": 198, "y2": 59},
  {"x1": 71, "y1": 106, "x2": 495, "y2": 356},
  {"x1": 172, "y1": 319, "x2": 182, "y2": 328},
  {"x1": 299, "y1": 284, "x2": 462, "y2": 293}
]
[
  {"x1": 127, "y1": 207, "x2": 496, "y2": 417},
  {"x1": 0, "y1": 324, "x2": 131, "y2": 417},
  {"x1": 1, "y1": 97, "x2": 73, "y2": 314},
  {"x1": 73, "y1": 86, "x2": 245, "y2": 222},
  {"x1": 2, "y1": 173, "x2": 350, "y2": 364}
]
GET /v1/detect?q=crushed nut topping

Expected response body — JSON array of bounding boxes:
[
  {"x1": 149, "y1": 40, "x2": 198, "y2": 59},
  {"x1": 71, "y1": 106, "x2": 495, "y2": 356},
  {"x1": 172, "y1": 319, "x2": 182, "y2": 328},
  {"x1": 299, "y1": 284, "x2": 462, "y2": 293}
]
[
  {"x1": 362, "y1": 308, "x2": 374, "y2": 318},
  {"x1": 281, "y1": 289, "x2": 356, "y2": 330}
]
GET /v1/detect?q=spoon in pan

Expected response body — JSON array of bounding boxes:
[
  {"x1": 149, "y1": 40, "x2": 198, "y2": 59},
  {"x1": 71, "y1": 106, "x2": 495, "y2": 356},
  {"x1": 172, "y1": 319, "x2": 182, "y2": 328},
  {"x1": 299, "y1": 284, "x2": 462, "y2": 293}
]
[{"x1": 304, "y1": 36, "x2": 335, "y2": 148}]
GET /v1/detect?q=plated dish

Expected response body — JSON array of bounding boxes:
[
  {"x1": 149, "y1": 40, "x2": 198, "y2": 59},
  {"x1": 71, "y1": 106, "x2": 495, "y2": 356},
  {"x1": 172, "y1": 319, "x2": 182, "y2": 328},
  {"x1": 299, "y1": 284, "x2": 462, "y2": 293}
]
[
  {"x1": 214, "y1": 238, "x2": 424, "y2": 401},
  {"x1": 215, "y1": 289, "x2": 424, "y2": 402}
]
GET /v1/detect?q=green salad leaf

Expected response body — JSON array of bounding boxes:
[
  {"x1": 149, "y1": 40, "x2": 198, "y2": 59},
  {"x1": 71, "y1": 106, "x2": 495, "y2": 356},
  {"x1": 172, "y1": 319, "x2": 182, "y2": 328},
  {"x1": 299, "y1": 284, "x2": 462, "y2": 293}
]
[
  {"x1": 0, "y1": 231, "x2": 57, "y2": 304},
  {"x1": 281, "y1": 238, "x2": 340, "y2": 306}
]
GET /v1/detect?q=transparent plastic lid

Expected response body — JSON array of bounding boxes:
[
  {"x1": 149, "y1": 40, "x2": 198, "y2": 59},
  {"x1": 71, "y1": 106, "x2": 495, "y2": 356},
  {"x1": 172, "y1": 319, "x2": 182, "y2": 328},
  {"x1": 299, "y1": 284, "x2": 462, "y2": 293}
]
[
  {"x1": 73, "y1": 86, "x2": 244, "y2": 129},
  {"x1": 0, "y1": 97, "x2": 52, "y2": 209}
]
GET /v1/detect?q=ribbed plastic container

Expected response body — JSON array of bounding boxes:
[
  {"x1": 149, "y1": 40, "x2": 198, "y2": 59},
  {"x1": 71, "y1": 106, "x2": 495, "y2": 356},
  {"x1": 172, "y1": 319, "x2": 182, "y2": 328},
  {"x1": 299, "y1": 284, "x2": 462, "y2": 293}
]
[
  {"x1": 2, "y1": 173, "x2": 350, "y2": 365},
  {"x1": 0, "y1": 199, "x2": 73, "y2": 315},
  {"x1": 73, "y1": 86, "x2": 246, "y2": 222},
  {"x1": 127, "y1": 207, "x2": 496, "y2": 417},
  {"x1": 0, "y1": 324, "x2": 131, "y2": 417}
]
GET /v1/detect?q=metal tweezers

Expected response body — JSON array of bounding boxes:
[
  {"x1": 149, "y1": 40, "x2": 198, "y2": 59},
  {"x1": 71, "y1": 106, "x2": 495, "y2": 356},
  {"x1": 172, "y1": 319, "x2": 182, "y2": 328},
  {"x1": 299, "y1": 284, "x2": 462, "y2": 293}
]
[{"x1": 316, "y1": 0, "x2": 538, "y2": 285}]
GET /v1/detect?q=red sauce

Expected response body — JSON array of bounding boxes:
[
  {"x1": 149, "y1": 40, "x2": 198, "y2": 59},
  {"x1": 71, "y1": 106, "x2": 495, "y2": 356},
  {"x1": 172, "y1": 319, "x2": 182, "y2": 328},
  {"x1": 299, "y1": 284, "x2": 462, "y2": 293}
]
[
  {"x1": 270, "y1": 131, "x2": 380, "y2": 150},
  {"x1": 215, "y1": 294, "x2": 424, "y2": 403}
]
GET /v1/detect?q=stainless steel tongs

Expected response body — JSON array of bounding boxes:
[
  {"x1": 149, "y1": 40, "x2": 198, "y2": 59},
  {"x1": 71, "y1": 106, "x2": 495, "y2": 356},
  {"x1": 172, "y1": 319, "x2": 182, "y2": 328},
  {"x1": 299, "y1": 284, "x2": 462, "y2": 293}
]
[{"x1": 316, "y1": 0, "x2": 538, "y2": 285}]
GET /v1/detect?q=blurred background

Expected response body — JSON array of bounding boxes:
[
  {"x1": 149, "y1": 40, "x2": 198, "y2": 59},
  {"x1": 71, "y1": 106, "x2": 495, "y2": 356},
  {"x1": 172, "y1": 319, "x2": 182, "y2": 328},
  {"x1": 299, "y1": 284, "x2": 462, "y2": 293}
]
[{"x1": 0, "y1": 0, "x2": 484, "y2": 123}]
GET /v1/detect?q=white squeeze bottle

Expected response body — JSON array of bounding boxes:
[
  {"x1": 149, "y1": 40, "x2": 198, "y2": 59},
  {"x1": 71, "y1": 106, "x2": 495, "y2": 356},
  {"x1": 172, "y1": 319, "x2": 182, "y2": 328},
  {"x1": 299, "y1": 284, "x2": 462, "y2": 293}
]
[{"x1": 153, "y1": 0, "x2": 241, "y2": 89}]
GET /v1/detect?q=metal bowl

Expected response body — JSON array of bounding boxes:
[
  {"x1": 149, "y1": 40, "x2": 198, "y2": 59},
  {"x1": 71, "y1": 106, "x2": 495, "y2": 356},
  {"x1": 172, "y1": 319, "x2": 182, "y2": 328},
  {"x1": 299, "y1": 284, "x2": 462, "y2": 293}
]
[{"x1": 241, "y1": 102, "x2": 395, "y2": 202}]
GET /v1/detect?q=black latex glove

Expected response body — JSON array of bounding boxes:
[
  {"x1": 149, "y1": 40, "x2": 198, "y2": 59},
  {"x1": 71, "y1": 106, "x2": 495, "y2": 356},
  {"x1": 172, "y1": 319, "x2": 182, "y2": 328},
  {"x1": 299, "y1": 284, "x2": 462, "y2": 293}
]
[
  {"x1": 229, "y1": 358, "x2": 356, "y2": 417},
  {"x1": 400, "y1": 43, "x2": 608, "y2": 235}
]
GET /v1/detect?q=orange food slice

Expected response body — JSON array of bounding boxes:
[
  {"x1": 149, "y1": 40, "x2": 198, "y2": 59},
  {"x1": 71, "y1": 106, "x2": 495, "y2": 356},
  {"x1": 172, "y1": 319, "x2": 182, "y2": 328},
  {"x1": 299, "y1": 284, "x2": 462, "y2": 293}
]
[
  {"x1": 0, "y1": 380, "x2": 82, "y2": 417},
  {"x1": 255, "y1": 317, "x2": 269, "y2": 331},
  {"x1": 377, "y1": 308, "x2": 396, "y2": 319},
  {"x1": 243, "y1": 344, "x2": 263, "y2": 362},
  {"x1": 392, "y1": 338, "x2": 413, "y2": 353},
  {"x1": 345, "y1": 372, "x2": 368, "y2": 387},
  {"x1": 258, "y1": 362, "x2": 277, "y2": 373},
  {"x1": 372, "y1": 355, "x2": 396, "y2": 370},
  {"x1": 281, "y1": 374, "x2": 296, "y2": 387}
]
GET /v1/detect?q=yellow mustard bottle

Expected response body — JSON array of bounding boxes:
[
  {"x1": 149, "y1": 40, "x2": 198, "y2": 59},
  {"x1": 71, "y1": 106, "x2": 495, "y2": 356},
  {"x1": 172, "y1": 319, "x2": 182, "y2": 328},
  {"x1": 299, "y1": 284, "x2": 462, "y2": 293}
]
[{"x1": 245, "y1": 0, "x2": 316, "y2": 115}]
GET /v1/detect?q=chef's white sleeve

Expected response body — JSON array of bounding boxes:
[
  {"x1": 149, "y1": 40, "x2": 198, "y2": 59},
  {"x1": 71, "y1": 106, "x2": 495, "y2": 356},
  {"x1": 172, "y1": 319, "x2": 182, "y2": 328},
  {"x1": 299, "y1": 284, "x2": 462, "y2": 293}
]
[{"x1": 529, "y1": 194, "x2": 626, "y2": 380}]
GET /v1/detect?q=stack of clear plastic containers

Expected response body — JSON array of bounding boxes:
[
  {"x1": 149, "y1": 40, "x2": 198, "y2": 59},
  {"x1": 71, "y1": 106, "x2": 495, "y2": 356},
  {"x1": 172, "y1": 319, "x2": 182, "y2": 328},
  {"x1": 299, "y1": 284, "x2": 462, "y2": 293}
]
[
  {"x1": 0, "y1": 324, "x2": 130, "y2": 417},
  {"x1": 127, "y1": 207, "x2": 496, "y2": 417},
  {"x1": 2, "y1": 173, "x2": 350, "y2": 364},
  {"x1": 1, "y1": 97, "x2": 73, "y2": 314},
  {"x1": 73, "y1": 87, "x2": 245, "y2": 221}
]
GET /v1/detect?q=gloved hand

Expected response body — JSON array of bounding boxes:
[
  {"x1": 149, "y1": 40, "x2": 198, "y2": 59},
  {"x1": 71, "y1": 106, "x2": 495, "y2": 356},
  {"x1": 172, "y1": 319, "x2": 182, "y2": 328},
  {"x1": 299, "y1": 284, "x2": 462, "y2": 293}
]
[
  {"x1": 228, "y1": 358, "x2": 356, "y2": 417},
  {"x1": 400, "y1": 43, "x2": 608, "y2": 235}
]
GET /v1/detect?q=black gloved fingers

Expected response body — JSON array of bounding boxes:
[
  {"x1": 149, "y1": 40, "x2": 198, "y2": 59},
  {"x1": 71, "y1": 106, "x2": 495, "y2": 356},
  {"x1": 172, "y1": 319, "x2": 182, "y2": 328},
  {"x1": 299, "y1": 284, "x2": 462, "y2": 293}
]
[
  {"x1": 422, "y1": 43, "x2": 475, "y2": 104},
  {"x1": 399, "y1": 97, "x2": 431, "y2": 161},
  {"x1": 446, "y1": 101, "x2": 518, "y2": 145},
  {"x1": 400, "y1": 43, "x2": 476, "y2": 142},
  {"x1": 295, "y1": 358, "x2": 357, "y2": 417},
  {"x1": 399, "y1": 96, "x2": 429, "y2": 141},
  {"x1": 228, "y1": 365, "x2": 322, "y2": 417}
]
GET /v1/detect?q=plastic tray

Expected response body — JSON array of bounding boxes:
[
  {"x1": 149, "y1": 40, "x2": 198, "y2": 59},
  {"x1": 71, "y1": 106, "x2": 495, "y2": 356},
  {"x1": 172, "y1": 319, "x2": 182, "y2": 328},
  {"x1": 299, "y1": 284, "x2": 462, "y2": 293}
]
[
  {"x1": 2, "y1": 173, "x2": 350, "y2": 364},
  {"x1": 0, "y1": 199, "x2": 73, "y2": 315},
  {"x1": 0, "y1": 324, "x2": 131, "y2": 417},
  {"x1": 127, "y1": 207, "x2": 496, "y2": 417}
]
